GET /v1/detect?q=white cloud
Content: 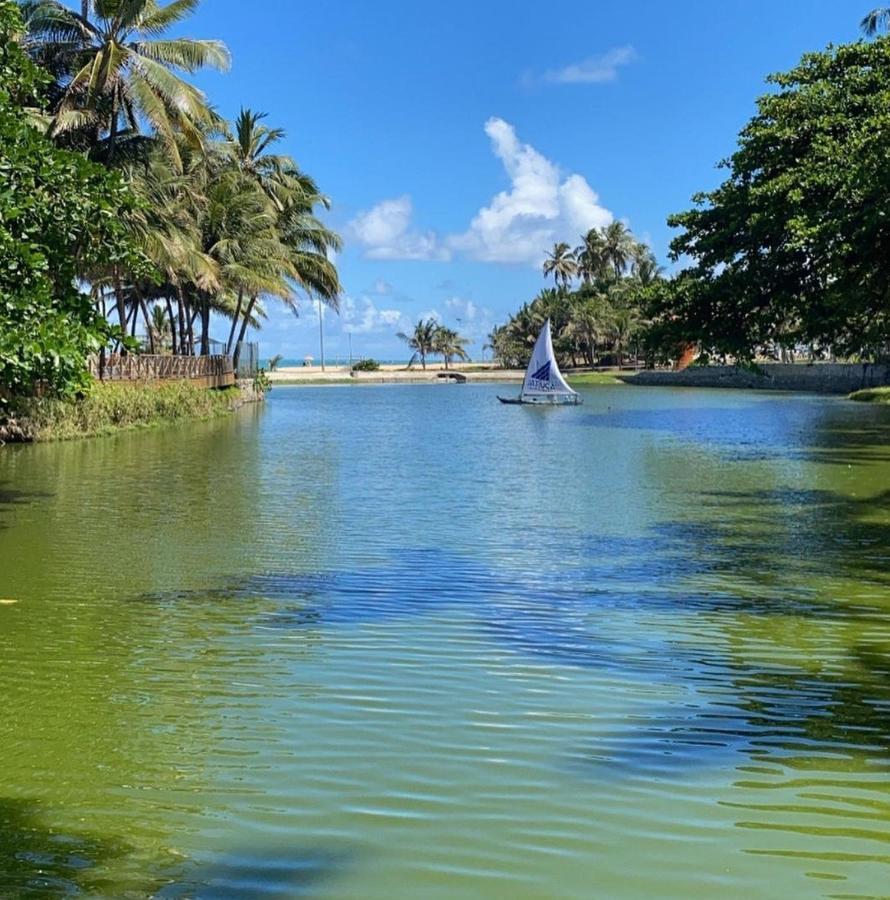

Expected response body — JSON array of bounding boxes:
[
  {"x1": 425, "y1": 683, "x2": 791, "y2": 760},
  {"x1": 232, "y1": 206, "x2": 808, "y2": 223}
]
[
  {"x1": 351, "y1": 118, "x2": 615, "y2": 267},
  {"x1": 448, "y1": 118, "x2": 612, "y2": 265},
  {"x1": 542, "y1": 45, "x2": 637, "y2": 85},
  {"x1": 372, "y1": 278, "x2": 394, "y2": 295},
  {"x1": 339, "y1": 294, "x2": 409, "y2": 334},
  {"x1": 349, "y1": 195, "x2": 449, "y2": 261}
]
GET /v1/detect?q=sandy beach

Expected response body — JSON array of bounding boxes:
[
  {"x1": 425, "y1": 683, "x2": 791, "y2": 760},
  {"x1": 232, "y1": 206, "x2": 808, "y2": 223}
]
[{"x1": 267, "y1": 361, "x2": 526, "y2": 385}]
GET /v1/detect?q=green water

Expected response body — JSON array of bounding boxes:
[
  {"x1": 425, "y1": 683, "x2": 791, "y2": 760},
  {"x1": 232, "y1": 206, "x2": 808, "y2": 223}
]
[{"x1": 1, "y1": 384, "x2": 889, "y2": 899}]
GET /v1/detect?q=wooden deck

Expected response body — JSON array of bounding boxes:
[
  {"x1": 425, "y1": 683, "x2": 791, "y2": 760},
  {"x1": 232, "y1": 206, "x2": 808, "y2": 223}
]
[{"x1": 90, "y1": 354, "x2": 235, "y2": 388}]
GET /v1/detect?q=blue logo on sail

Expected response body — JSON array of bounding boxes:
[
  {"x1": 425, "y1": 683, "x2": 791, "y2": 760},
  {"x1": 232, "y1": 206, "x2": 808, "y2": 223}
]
[
  {"x1": 528, "y1": 361, "x2": 554, "y2": 391},
  {"x1": 531, "y1": 362, "x2": 551, "y2": 382}
]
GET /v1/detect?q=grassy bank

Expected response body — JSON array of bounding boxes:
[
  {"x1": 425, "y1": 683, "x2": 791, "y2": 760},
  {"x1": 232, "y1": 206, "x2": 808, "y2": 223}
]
[
  {"x1": 4, "y1": 381, "x2": 247, "y2": 443},
  {"x1": 849, "y1": 387, "x2": 890, "y2": 404},
  {"x1": 567, "y1": 372, "x2": 623, "y2": 385}
]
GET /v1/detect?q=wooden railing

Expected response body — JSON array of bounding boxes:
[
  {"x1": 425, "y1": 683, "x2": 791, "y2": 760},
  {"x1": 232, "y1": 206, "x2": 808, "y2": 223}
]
[{"x1": 90, "y1": 354, "x2": 234, "y2": 383}]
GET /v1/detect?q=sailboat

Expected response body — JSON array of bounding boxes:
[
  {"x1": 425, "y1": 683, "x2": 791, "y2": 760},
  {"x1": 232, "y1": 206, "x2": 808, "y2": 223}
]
[{"x1": 498, "y1": 319, "x2": 581, "y2": 405}]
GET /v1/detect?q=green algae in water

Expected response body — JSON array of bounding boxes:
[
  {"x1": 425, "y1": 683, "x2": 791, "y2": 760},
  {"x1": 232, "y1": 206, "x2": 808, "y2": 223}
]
[{"x1": 1, "y1": 385, "x2": 890, "y2": 898}]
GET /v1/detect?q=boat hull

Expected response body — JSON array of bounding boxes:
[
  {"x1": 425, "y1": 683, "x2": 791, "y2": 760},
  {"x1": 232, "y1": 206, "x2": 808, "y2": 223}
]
[{"x1": 498, "y1": 395, "x2": 582, "y2": 406}]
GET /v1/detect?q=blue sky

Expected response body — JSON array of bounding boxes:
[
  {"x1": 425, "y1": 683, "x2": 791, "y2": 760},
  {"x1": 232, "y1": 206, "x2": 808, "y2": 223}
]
[{"x1": 187, "y1": 0, "x2": 864, "y2": 362}]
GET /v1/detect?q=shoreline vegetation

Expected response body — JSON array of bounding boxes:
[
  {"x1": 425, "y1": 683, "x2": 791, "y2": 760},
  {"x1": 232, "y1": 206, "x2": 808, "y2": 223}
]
[
  {"x1": 850, "y1": 387, "x2": 890, "y2": 404},
  {"x1": 1, "y1": 382, "x2": 258, "y2": 444},
  {"x1": 0, "y1": 0, "x2": 340, "y2": 422}
]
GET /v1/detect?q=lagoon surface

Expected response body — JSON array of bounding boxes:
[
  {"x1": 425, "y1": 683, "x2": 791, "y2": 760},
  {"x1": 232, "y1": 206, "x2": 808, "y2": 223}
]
[{"x1": 2, "y1": 383, "x2": 890, "y2": 899}]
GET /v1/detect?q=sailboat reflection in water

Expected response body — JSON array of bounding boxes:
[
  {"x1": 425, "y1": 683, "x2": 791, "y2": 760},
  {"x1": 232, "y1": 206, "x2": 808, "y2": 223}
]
[{"x1": 498, "y1": 319, "x2": 581, "y2": 405}]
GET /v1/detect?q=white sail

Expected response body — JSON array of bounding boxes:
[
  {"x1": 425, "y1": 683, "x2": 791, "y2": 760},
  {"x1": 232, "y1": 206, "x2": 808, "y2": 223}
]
[{"x1": 519, "y1": 319, "x2": 580, "y2": 404}]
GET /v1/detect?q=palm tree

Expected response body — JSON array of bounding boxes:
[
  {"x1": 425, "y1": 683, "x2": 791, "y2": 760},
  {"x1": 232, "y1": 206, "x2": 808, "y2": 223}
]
[
  {"x1": 224, "y1": 109, "x2": 341, "y2": 365},
  {"x1": 602, "y1": 221, "x2": 635, "y2": 279},
  {"x1": 611, "y1": 304, "x2": 642, "y2": 366},
  {"x1": 563, "y1": 290, "x2": 612, "y2": 366},
  {"x1": 21, "y1": 0, "x2": 230, "y2": 166},
  {"x1": 434, "y1": 326, "x2": 470, "y2": 369},
  {"x1": 202, "y1": 166, "x2": 295, "y2": 360},
  {"x1": 123, "y1": 144, "x2": 218, "y2": 350},
  {"x1": 229, "y1": 108, "x2": 297, "y2": 210},
  {"x1": 862, "y1": 7, "x2": 890, "y2": 33},
  {"x1": 631, "y1": 243, "x2": 664, "y2": 286},
  {"x1": 542, "y1": 242, "x2": 578, "y2": 291},
  {"x1": 575, "y1": 228, "x2": 608, "y2": 284},
  {"x1": 397, "y1": 319, "x2": 438, "y2": 370},
  {"x1": 148, "y1": 303, "x2": 170, "y2": 350}
]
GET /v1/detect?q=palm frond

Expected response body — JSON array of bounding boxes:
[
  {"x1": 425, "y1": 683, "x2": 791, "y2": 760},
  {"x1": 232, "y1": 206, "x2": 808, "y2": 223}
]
[
  {"x1": 133, "y1": 38, "x2": 231, "y2": 73},
  {"x1": 862, "y1": 7, "x2": 890, "y2": 34}
]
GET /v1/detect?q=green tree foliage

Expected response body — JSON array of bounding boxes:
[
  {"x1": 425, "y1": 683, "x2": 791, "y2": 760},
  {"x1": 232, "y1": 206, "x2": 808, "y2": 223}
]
[
  {"x1": 396, "y1": 319, "x2": 472, "y2": 369},
  {"x1": 20, "y1": 0, "x2": 230, "y2": 167},
  {"x1": 397, "y1": 318, "x2": 439, "y2": 370},
  {"x1": 862, "y1": 7, "x2": 890, "y2": 35},
  {"x1": 433, "y1": 326, "x2": 469, "y2": 369},
  {"x1": 658, "y1": 38, "x2": 890, "y2": 361},
  {"x1": 0, "y1": 0, "x2": 141, "y2": 399},
  {"x1": 490, "y1": 227, "x2": 659, "y2": 369},
  {"x1": 542, "y1": 242, "x2": 578, "y2": 290},
  {"x1": 17, "y1": 4, "x2": 341, "y2": 375}
]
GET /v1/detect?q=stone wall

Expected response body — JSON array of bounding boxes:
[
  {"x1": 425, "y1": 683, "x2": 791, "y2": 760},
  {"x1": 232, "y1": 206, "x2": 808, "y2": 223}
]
[{"x1": 620, "y1": 363, "x2": 890, "y2": 395}]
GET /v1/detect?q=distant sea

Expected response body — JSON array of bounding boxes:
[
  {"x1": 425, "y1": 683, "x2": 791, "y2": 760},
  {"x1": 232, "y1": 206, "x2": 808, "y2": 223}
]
[{"x1": 262, "y1": 357, "x2": 477, "y2": 368}]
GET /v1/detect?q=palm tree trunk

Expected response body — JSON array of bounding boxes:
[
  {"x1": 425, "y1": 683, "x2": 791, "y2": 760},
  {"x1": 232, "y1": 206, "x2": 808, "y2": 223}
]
[
  {"x1": 127, "y1": 300, "x2": 140, "y2": 336},
  {"x1": 189, "y1": 309, "x2": 198, "y2": 352},
  {"x1": 176, "y1": 288, "x2": 189, "y2": 355},
  {"x1": 232, "y1": 295, "x2": 258, "y2": 372},
  {"x1": 134, "y1": 285, "x2": 154, "y2": 353},
  {"x1": 108, "y1": 90, "x2": 118, "y2": 164},
  {"x1": 200, "y1": 297, "x2": 210, "y2": 356},
  {"x1": 226, "y1": 289, "x2": 244, "y2": 354},
  {"x1": 166, "y1": 297, "x2": 177, "y2": 354},
  {"x1": 113, "y1": 268, "x2": 128, "y2": 339}
]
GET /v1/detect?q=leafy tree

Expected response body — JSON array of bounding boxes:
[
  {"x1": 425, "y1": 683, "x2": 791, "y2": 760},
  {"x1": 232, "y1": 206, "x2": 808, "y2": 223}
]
[
  {"x1": 662, "y1": 38, "x2": 890, "y2": 360},
  {"x1": 0, "y1": 0, "x2": 143, "y2": 399},
  {"x1": 492, "y1": 225, "x2": 660, "y2": 369}
]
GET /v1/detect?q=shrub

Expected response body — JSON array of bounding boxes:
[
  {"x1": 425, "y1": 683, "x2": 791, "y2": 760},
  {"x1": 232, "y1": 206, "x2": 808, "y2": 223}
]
[
  {"x1": 351, "y1": 358, "x2": 380, "y2": 372},
  {"x1": 253, "y1": 368, "x2": 271, "y2": 394}
]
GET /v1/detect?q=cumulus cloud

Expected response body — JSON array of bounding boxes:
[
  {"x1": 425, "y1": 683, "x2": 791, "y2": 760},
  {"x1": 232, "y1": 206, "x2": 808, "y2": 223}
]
[
  {"x1": 351, "y1": 118, "x2": 615, "y2": 267},
  {"x1": 448, "y1": 118, "x2": 612, "y2": 264},
  {"x1": 349, "y1": 195, "x2": 449, "y2": 261},
  {"x1": 339, "y1": 294, "x2": 407, "y2": 334},
  {"x1": 542, "y1": 45, "x2": 637, "y2": 85}
]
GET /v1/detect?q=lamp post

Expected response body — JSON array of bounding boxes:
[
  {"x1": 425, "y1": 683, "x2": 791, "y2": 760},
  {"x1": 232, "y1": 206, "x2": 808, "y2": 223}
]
[{"x1": 317, "y1": 296, "x2": 325, "y2": 372}]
